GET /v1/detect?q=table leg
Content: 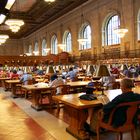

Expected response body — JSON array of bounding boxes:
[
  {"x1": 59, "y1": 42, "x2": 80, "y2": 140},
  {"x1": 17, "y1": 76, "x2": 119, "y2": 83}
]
[
  {"x1": 11, "y1": 84, "x2": 18, "y2": 98},
  {"x1": 66, "y1": 106, "x2": 89, "y2": 140},
  {"x1": 31, "y1": 90, "x2": 42, "y2": 111}
]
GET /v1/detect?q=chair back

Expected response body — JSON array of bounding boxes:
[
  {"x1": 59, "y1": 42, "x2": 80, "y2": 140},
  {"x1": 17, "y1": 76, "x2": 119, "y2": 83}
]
[
  {"x1": 108, "y1": 101, "x2": 140, "y2": 127},
  {"x1": 97, "y1": 101, "x2": 140, "y2": 140},
  {"x1": 98, "y1": 101, "x2": 140, "y2": 131},
  {"x1": 56, "y1": 84, "x2": 70, "y2": 95}
]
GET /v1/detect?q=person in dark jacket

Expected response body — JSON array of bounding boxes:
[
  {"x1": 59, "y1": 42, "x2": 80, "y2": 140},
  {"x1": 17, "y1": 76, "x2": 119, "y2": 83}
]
[{"x1": 90, "y1": 78, "x2": 140, "y2": 132}]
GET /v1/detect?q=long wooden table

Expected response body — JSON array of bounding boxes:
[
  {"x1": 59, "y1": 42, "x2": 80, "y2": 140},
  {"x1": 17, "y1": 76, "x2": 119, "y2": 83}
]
[
  {"x1": 5, "y1": 80, "x2": 21, "y2": 98},
  {"x1": 53, "y1": 93, "x2": 102, "y2": 140},
  {"x1": 52, "y1": 87, "x2": 140, "y2": 140},
  {"x1": 22, "y1": 85, "x2": 55, "y2": 111}
]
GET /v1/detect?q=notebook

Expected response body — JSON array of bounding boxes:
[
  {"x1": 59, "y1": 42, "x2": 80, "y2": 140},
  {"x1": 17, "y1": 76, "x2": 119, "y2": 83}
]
[{"x1": 97, "y1": 95, "x2": 110, "y2": 105}]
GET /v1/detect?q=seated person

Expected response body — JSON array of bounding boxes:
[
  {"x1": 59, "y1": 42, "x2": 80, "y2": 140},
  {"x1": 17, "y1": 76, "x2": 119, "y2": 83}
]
[
  {"x1": 20, "y1": 72, "x2": 33, "y2": 85},
  {"x1": 101, "y1": 75, "x2": 116, "y2": 89},
  {"x1": 17, "y1": 69, "x2": 24, "y2": 77},
  {"x1": 50, "y1": 74, "x2": 65, "y2": 95},
  {"x1": 10, "y1": 70, "x2": 19, "y2": 79},
  {"x1": 65, "y1": 67, "x2": 77, "y2": 81},
  {"x1": 89, "y1": 78, "x2": 140, "y2": 133}
]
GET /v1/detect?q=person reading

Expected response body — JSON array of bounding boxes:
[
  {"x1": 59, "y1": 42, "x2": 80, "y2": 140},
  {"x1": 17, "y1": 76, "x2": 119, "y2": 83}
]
[{"x1": 89, "y1": 78, "x2": 140, "y2": 134}]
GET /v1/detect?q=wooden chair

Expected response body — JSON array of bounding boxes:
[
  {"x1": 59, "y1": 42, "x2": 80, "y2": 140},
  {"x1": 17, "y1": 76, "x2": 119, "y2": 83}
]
[
  {"x1": 22, "y1": 79, "x2": 34, "y2": 98},
  {"x1": 96, "y1": 101, "x2": 140, "y2": 140},
  {"x1": 54, "y1": 84, "x2": 70, "y2": 112}
]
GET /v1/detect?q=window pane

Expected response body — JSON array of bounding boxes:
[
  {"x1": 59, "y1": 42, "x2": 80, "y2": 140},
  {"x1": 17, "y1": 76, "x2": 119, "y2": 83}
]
[
  {"x1": 65, "y1": 32, "x2": 72, "y2": 52},
  {"x1": 79, "y1": 24, "x2": 91, "y2": 50},
  {"x1": 103, "y1": 15, "x2": 120, "y2": 46},
  {"x1": 42, "y1": 39, "x2": 47, "y2": 56},
  {"x1": 51, "y1": 35, "x2": 58, "y2": 54}
]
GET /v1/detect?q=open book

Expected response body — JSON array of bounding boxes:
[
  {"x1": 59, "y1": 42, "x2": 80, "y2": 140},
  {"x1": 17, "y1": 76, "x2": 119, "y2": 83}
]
[{"x1": 97, "y1": 95, "x2": 110, "y2": 105}]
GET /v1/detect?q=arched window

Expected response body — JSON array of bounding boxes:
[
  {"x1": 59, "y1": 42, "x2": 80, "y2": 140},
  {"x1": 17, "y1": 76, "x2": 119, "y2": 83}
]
[
  {"x1": 63, "y1": 31, "x2": 72, "y2": 52},
  {"x1": 28, "y1": 45, "x2": 32, "y2": 55},
  {"x1": 78, "y1": 23, "x2": 91, "y2": 50},
  {"x1": 51, "y1": 35, "x2": 58, "y2": 54},
  {"x1": 102, "y1": 14, "x2": 120, "y2": 46},
  {"x1": 42, "y1": 39, "x2": 47, "y2": 56},
  {"x1": 138, "y1": 10, "x2": 140, "y2": 40},
  {"x1": 34, "y1": 41, "x2": 39, "y2": 56}
]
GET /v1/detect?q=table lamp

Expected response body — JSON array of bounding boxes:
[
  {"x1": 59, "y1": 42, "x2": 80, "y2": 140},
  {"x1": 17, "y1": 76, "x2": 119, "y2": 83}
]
[
  {"x1": 120, "y1": 64, "x2": 128, "y2": 71},
  {"x1": 96, "y1": 64, "x2": 111, "y2": 94},
  {"x1": 87, "y1": 65, "x2": 95, "y2": 75},
  {"x1": 46, "y1": 65, "x2": 55, "y2": 76}
]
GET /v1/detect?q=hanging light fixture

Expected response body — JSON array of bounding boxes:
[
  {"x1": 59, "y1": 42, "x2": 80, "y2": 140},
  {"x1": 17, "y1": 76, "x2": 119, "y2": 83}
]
[
  {"x1": 77, "y1": 12, "x2": 89, "y2": 45},
  {"x1": 43, "y1": 48, "x2": 50, "y2": 54},
  {"x1": 113, "y1": 0, "x2": 128, "y2": 38},
  {"x1": 5, "y1": 0, "x2": 24, "y2": 33},
  {"x1": 0, "y1": 14, "x2": 6, "y2": 24},
  {"x1": 0, "y1": 34, "x2": 9, "y2": 45},
  {"x1": 5, "y1": 0, "x2": 16, "y2": 10},
  {"x1": 113, "y1": 28, "x2": 128, "y2": 38},
  {"x1": 57, "y1": 23, "x2": 66, "y2": 51},
  {"x1": 5, "y1": 19, "x2": 24, "y2": 33}
]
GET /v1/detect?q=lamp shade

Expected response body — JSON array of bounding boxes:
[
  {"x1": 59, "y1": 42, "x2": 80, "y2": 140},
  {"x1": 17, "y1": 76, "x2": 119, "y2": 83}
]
[
  {"x1": 87, "y1": 65, "x2": 95, "y2": 75},
  {"x1": 120, "y1": 64, "x2": 128, "y2": 71},
  {"x1": 96, "y1": 65, "x2": 111, "y2": 77},
  {"x1": 46, "y1": 65, "x2": 55, "y2": 74}
]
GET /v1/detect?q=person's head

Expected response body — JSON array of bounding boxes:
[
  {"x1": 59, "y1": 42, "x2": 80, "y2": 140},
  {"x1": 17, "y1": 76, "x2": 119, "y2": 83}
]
[
  {"x1": 50, "y1": 74, "x2": 58, "y2": 81},
  {"x1": 69, "y1": 67, "x2": 73, "y2": 71},
  {"x1": 120, "y1": 78, "x2": 134, "y2": 93},
  {"x1": 13, "y1": 70, "x2": 17, "y2": 74}
]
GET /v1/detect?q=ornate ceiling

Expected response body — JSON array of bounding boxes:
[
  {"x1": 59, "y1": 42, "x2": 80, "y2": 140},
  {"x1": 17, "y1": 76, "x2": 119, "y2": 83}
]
[{"x1": 0, "y1": 0, "x2": 88, "y2": 39}]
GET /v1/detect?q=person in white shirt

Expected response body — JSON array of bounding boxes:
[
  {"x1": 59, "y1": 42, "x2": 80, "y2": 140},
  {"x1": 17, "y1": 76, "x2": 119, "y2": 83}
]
[{"x1": 50, "y1": 74, "x2": 65, "y2": 95}]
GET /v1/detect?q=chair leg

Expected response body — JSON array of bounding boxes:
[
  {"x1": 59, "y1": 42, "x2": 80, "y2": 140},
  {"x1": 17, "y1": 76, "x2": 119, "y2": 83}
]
[
  {"x1": 57, "y1": 101, "x2": 60, "y2": 113},
  {"x1": 131, "y1": 130, "x2": 135, "y2": 140},
  {"x1": 96, "y1": 126, "x2": 100, "y2": 140},
  {"x1": 117, "y1": 133, "x2": 123, "y2": 140}
]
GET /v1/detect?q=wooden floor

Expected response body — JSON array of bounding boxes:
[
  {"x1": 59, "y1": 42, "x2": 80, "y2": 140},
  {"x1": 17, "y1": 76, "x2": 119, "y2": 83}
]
[{"x1": 0, "y1": 91, "x2": 140, "y2": 140}]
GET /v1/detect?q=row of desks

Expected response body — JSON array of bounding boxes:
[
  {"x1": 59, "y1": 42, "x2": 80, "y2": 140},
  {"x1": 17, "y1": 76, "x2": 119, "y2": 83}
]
[
  {"x1": 2, "y1": 78, "x2": 140, "y2": 140},
  {"x1": 52, "y1": 87, "x2": 140, "y2": 140}
]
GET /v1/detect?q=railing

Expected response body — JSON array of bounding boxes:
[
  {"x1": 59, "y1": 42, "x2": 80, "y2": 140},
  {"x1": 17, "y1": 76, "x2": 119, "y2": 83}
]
[{"x1": 70, "y1": 49, "x2": 140, "y2": 63}]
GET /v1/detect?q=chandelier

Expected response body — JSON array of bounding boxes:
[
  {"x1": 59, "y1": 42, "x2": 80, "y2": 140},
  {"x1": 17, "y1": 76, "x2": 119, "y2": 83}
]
[
  {"x1": 58, "y1": 23, "x2": 66, "y2": 51},
  {"x1": 113, "y1": 28, "x2": 128, "y2": 38},
  {"x1": 33, "y1": 51, "x2": 39, "y2": 56},
  {"x1": 43, "y1": 48, "x2": 50, "y2": 53},
  {"x1": 77, "y1": 38, "x2": 89, "y2": 45},
  {"x1": 58, "y1": 43, "x2": 66, "y2": 51},
  {"x1": 0, "y1": 35, "x2": 9, "y2": 45},
  {"x1": 5, "y1": 0, "x2": 24, "y2": 33},
  {"x1": 77, "y1": 12, "x2": 89, "y2": 45},
  {"x1": 113, "y1": 0, "x2": 128, "y2": 38},
  {"x1": 5, "y1": 19, "x2": 24, "y2": 33}
]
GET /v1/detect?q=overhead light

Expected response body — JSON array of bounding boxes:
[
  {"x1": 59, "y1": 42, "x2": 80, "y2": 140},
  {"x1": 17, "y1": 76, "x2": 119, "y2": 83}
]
[
  {"x1": 77, "y1": 38, "x2": 89, "y2": 45},
  {"x1": 25, "y1": 53, "x2": 32, "y2": 56},
  {"x1": 0, "y1": 14, "x2": 6, "y2": 24},
  {"x1": 0, "y1": 35, "x2": 9, "y2": 44},
  {"x1": 113, "y1": 28, "x2": 128, "y2": 38},
  {"x1": 5, "y1": 19, "x2": 24, "y2": 33},
  {"x1": 33, "y1": 51, "x2": 39, "y2": 56},
  {"x1": 58, "y1": 44, "x2": 66, "y2": 51},
  {"x1": 5, "y1": 0, "x2": 15, "y2": 10},
  {"x1": 43, "y1": 48, "x2": 50, "y2": 52},
  {"x1": 44, "y1": 0, "x2": 55, "y2": 2}
]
